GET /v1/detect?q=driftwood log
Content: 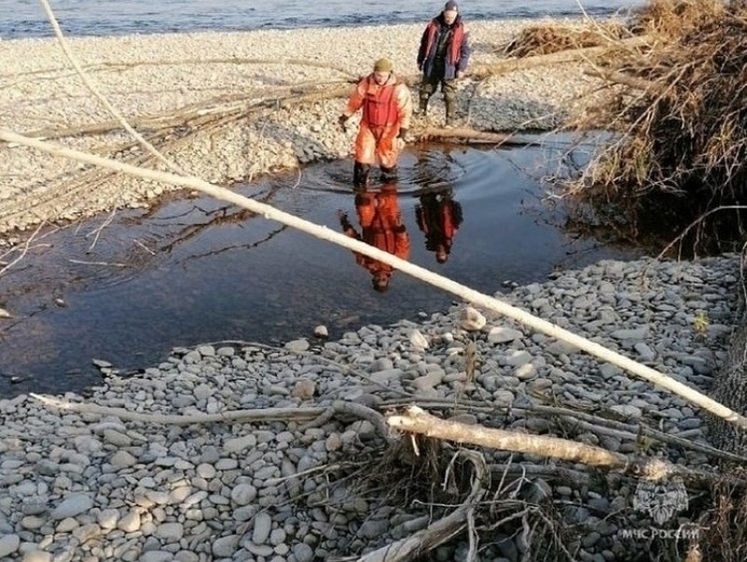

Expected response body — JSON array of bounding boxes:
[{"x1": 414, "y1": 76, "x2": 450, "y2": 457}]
[{"x1": 387, "y1": 405, "x2": 734, "y2": 486}]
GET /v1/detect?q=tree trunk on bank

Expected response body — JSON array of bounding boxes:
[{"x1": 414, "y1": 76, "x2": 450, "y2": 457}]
[{"x1": 709, "y1": 269, "x2": 747, "y2": 457}]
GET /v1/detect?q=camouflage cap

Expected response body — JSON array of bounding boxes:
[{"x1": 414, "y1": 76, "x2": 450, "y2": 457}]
[{"x1": 373, "y1": 58, "x2": 393, "y2": 72}]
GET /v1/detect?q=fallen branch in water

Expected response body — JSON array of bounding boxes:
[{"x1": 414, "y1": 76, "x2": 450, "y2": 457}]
[
  {"x1": 0, "y1": 221, "x2": 52, "y2": 278},
  {"x1": 5, "y1": 130, "x2": 747, "y2": 432}
]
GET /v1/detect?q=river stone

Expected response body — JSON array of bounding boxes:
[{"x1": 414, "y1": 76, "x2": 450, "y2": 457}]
[
  {"x1": 140, "y1": 551, "x2": 174, "y2": 562},
  {"x1": 488, "y1": 326, "x2": 523, "y2": 343},
  {"x1": 223, "y1": 435, "x2": 257, "y2": 454},
  {"x1": 0, "y1": 534, "x2": 20, "y2": 558},
  {"x1": 21, "y1": 551, "x2": 51, "y2": 562},
  {"x1": 110, "y1": 450, "x2": 137, "y2": 469},
  {"x1": 292, "y1": 541, "x2": 314, "y2": 561},
  {"x1": 51, "y1": 494, "x2": 93, "y2": 519},
  {"x1": 459, "y1": 307, "x2": 486, "y2": 331},
  {"x1": 292, "y1": 379, "x2": 316, "y2": 400},
  {"x1": 118, "y1": 511, "x2": 141, "y2": 533},
  {"x1": 252, "y1": 512, "x2": 273, "y2": 545},
  {"x1": 230, "y1": 484, "x2": 257, "y2": 506},
  {"x1": 409, "y1": 329, "x2": 429, "y2": 349},
  {"x1": 155, "y1": 522, "x2": 184, "y2": 542},
  {"x1": 285, "y1": 339, "x2": 310, "y2": 352}
]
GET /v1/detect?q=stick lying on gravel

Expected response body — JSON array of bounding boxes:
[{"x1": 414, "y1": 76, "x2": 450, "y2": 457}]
[
  {"x1": 31, "y1": 393, "x2": 395, "y2": 442},
  {"x1": 387, "y1": 405, "x2": 742, "y2": 487}
]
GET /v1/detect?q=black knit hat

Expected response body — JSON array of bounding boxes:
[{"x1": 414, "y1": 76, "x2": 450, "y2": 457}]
[{"x1": 444, "y1": 0, "x2": 458, "y2": 11}]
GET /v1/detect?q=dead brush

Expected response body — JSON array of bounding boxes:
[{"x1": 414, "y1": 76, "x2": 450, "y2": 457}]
[
  {"x1": 349, "y1": 435, "x2": 463, "y2": 514},
  {"x1": 561, "y1": 0, "x2": 747, "y2": 253},
  {"x1": 476, "y1": 463, "x2": 578, "y2": 562},
  {"x1": 345, "y1": 436, "x2": 579, "y2": 560},
  {"x1": 503, "y1": 22, "x2": 628, "y2": 58},
  {"x1": 630, "y1": 0, "x2": 728, "y2": 36},
  {"x1": 693, "y1": 467, "x2": 747, "y2": 561}
]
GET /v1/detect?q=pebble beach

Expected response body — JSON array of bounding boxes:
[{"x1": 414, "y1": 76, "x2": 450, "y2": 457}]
[
  {"x1": 1, "y1": 254, "x2": 740, "y2": 561},
  {"x1": 0, "y1": 18, "x2": 603, "y2": 237},
  {"x1": 1, "y1": 17, "x2": 743, "y2": 562}
]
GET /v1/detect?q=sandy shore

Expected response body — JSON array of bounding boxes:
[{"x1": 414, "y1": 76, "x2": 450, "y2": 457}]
[{"x1": 0, "y1": 18, "x2": 603, "y2": 239}]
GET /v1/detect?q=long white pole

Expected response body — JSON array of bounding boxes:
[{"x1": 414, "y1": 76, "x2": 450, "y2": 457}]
[{"x1": 2, "y1": 128, "x2": 745, "y2": 430}]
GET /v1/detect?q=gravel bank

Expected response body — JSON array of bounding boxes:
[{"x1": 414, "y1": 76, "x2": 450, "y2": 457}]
[
  {"x1": 0, "y1": 18, "x2": 603, "y2": 238},
  {"x1": 0, "y1": 254, "x2": 740, "y2": 561},
  {"x1": 2, "y1": 18, "x2": 739, "y2": 562}
]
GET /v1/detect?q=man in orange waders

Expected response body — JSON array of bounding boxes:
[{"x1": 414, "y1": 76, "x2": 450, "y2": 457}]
[
  {"x1": 338, "y1": 58, "x2": 413, "y2": 188},
  {"x1": 338, "y1": 181, "x2": 410, "y2": 292}
]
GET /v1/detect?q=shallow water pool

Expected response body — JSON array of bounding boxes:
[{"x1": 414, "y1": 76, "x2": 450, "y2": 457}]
[{"x1": 0, "y1": 137, "x2": 643, "y2": 398}]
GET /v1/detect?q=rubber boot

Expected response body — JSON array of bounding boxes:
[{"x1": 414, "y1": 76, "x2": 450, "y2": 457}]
[
  {"x1": 353, "y1": 162, "x2": 371, "y2": 189},
  {"x1": 445, "y1": 98, "x2": 457, "y2": 128},
  {"x1": 418, "y1": 95, "x2": 430, "y2": 117},
  {"x1": 380, "y1": 165, "x2": 398, "y2": 182}
]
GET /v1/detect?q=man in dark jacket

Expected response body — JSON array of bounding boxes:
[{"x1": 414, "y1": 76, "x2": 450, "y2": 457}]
[{"x1": 416, "y1": 1, "x2": 471, "y2": 126}]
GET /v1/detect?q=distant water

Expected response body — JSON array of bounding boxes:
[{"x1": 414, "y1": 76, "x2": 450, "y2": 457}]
[{"x1": 1, "y1": 0, "x2": 647, "y2": 39}]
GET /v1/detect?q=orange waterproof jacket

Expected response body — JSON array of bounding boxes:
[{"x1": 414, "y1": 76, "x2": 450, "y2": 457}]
[
  {"x1": 343, "y1": 73, "x2": 412, "y2": 130},
  {"x1": 342, "y1": 188, "x2": 411, "y2": 276}
]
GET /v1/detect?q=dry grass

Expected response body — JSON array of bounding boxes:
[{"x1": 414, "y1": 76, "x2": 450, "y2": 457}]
[
  {"x1": 503, "y1": 22, "x2": 629, "y2": 58},
  {"x1": 694, "y1": 468, "x2": 747, "y2": 561},
  {"x1": 560, "y1": 0, "x2": 747, "y2": 253}
]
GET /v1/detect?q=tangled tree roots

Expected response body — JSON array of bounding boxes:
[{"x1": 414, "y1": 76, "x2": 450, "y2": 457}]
[
  {"x1": 339, "y1": 434, "x2": 747, "y2": 561},
  {"x1": 349, "y1": 438, "x2": 577, "y2": 561},
  {"x1": 563, "y1": 0, "x2": 747, "y2": 253},
  {"x1": 694, "y1": 468, "x2": 747, "y2": 562}
]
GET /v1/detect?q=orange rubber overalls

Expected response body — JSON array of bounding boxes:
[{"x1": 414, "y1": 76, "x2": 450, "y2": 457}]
[
  {"x1": 342, "y1": 73, "x2": 413, "y2": 186},
  {"x1": 339, "y1": 183, "x2": 410, "y2": 291}
]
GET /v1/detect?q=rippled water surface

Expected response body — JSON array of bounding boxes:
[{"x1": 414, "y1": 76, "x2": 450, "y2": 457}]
[
  {"x1": 0, "y1": 0, "x2": 647, "y2": 38},
  {"x1": 0, "y1": 138, "x2": 644, "y2": 398}
]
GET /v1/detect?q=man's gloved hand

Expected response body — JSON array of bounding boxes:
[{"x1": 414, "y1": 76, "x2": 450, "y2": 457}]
[{"x1": 338, "y1": 115, "x2": 349, "y2": 133}]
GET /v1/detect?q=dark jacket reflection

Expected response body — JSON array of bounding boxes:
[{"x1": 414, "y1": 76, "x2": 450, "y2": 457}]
[{"x1": 415, "y1": 188, "x2": 463, "y2": 263}]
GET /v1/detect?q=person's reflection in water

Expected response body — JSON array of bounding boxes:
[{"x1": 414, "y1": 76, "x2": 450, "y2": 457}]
[
  {"x1": 337, "y1": 181, "x2": 410, "y2": 292},
  {"x1": 415, "y1": 186, "x2": 463, "y2": 264}
]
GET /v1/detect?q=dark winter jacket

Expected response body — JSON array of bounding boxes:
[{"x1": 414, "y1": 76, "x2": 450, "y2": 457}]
[{"x1": 417, "y1": 14, "x2": 471, "y2": 81}]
